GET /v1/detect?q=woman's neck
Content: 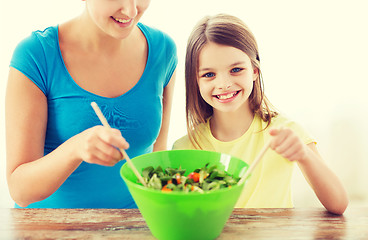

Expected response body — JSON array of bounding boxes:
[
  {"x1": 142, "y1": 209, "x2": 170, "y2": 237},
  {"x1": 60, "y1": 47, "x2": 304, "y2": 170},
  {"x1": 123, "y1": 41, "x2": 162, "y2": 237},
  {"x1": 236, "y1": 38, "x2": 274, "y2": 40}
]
[
  {"x1": 61, "y1": 12, "x2": 135, "y2": 55},
  {"x1": 210, "y1": 105, "x2": 254, "y2": 142}
]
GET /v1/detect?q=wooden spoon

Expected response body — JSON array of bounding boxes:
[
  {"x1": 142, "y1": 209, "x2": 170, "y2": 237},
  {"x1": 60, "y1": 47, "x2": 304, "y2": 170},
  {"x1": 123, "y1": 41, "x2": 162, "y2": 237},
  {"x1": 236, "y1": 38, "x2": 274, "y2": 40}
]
[
  {"x1": 90, "y1": 102, "x2": 147, "y2": 187},
  {"x1": 238, "y1": 141, "x2": 271, "y2": 186}
]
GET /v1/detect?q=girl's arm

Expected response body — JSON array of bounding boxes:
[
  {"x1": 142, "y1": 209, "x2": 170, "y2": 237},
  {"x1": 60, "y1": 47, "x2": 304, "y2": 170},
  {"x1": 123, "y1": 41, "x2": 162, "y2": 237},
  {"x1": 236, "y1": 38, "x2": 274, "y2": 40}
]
[
  {"x1": 269, "y1": 128, "x2": 349, "y2": 215},
  {"x1": 296, "y1": 143, "x2": 348, "y2": 214},
  {"x1": 153, "y1": 70, "x2": 176, "y2": 151},
  {"x1": 6, "y1": 68, "x2": 128, "y2": 207}
]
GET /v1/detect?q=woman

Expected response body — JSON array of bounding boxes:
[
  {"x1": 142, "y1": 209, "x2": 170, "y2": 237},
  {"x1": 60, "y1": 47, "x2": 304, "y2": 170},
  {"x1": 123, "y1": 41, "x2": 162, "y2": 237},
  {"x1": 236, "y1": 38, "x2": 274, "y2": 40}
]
[{"x1": 6, "y1": 0, "x2": 177, "y2": 208}]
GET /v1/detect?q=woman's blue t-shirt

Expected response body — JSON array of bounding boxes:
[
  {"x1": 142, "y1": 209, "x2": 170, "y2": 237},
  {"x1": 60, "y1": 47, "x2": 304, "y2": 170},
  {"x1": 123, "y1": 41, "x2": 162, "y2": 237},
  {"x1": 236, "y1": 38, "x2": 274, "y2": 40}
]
[{"x1": 9, "y1": 23, "x2": 177, "y2": 208}]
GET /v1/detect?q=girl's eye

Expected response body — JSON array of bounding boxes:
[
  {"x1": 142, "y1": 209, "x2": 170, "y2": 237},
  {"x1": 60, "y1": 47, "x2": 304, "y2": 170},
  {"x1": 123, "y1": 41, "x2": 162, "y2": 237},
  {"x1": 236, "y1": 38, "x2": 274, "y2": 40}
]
[
  {"x1": 231, "y1": 67, "x2": 243, "y2": 73},
  {"x1": 201, "y1": 72, "x2": 215, "y2": 78}
]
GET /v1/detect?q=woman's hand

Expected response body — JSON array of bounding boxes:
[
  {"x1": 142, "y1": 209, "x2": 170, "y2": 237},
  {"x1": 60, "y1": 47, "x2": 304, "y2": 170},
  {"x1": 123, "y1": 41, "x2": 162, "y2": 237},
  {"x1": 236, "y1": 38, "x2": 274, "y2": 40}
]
[
  {"x1": 268, "y1": 127, "x2": 308, "y2": 163},
  {"x1": 75, "y1": 126, "x2": 130, "y2": 166}
]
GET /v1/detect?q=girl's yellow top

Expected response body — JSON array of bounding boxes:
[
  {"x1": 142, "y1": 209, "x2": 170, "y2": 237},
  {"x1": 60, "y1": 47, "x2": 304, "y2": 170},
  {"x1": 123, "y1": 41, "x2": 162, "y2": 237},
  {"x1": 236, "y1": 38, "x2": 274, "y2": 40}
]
[{"x1": 172, "y1": 114, "x2": 315, "y2": 208}]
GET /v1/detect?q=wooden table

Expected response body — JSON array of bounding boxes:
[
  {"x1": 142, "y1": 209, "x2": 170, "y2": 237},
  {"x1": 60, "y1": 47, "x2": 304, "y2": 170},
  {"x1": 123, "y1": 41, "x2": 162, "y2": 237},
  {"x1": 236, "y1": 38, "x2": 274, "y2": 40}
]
[{"x1": 1, "y1": 207, "x2": 367, "y2": 239}]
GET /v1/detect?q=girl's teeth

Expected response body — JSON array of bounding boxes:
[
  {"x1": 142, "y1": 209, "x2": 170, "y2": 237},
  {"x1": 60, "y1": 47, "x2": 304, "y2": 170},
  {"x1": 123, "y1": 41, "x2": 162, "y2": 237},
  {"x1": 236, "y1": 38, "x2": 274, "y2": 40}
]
[{"x1": 217, "y1": 92, "x2": 236, "y2": 100}]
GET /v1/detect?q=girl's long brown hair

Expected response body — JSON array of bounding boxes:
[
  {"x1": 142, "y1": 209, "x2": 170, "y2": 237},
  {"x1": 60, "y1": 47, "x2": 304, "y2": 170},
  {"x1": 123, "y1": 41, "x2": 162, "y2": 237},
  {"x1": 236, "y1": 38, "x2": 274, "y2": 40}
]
[{"x1": 185, "y1": 14, "x2": 278, "y2": 149}]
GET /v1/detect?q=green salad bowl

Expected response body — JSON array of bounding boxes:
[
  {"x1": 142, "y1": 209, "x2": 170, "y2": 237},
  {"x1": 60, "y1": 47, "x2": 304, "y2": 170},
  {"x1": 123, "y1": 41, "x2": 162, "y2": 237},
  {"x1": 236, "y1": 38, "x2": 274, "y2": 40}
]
[{"x1": 120, "y1": 149, "x2": 248, "y2": 240}]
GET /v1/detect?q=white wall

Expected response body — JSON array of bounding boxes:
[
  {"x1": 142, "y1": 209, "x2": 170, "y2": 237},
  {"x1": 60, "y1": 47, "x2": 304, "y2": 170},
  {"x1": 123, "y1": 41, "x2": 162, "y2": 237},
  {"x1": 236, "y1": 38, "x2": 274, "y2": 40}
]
[{"x1": 1, "y1": 0, "x2": 368, "y2": 208}]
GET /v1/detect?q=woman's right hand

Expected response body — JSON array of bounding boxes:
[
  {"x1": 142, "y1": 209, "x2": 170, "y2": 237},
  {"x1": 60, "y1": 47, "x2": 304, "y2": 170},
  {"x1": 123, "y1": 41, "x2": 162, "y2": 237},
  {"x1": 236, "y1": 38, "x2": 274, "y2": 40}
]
[{"x1": 75, "y1": 126, "x2": 130, "y2": 166}]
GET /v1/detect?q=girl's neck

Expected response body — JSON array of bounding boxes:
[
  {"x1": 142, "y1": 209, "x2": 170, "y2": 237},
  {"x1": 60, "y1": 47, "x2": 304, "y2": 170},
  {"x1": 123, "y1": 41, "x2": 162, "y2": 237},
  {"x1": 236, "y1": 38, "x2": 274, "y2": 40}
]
[{"x1": 210, "y1": 105, "x2": 254, "y2": 142}]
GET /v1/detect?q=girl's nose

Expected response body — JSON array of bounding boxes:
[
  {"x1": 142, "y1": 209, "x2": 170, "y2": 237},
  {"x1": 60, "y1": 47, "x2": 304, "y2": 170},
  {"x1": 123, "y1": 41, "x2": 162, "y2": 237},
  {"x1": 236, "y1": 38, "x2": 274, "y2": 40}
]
[
  {"x1": 217, "y1": 77, "x2": 232, "y2": 90},
  {"x1": 120, "y1": 0, "x2": 138, "y2": 18}
]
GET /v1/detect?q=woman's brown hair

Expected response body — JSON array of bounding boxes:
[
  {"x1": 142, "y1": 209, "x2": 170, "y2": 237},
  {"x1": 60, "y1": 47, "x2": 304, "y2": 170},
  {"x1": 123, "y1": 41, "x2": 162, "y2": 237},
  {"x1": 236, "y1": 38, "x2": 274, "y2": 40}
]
[{"x1": 185, "y1": 14, "x2": 277, "y2": 149}]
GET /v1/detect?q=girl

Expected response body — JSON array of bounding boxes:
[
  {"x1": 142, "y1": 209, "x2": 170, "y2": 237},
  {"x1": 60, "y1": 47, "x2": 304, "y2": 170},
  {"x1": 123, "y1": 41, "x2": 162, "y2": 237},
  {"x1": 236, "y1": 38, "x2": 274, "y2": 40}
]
[
  {"x1": 173, "y1": 14, "x2": 348, "y2": 215},
  {"x1": 6, "y1": 0, "x2": 177, "y2": 208}
]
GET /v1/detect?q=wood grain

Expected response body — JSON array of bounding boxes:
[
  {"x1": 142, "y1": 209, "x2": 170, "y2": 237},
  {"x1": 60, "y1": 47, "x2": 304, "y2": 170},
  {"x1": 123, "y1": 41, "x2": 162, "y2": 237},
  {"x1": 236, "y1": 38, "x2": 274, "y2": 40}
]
[{"x1": 1, "y1": 208, "x2": 367, "y2": 239}]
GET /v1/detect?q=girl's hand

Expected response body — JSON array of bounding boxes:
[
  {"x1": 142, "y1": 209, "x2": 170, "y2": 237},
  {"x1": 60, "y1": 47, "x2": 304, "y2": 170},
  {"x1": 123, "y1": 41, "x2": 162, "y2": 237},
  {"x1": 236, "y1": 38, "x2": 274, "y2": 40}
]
[
  {"x1": 269, "y1": 128, "x2": 349, "y2": 215},
  {"x1": 74, "y1": 126, "x2": 129, "y2": 166},
  {"x1": 269, "y1": 127, "x2": 308, "y2": 163}
]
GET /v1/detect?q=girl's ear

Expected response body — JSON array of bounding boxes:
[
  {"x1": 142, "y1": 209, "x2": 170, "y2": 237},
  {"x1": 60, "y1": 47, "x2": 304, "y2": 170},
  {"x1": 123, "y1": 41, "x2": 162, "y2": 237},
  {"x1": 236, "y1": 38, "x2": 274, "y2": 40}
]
[{"x1": 253, "y1": 68, "x2": 259, "y2": 81}]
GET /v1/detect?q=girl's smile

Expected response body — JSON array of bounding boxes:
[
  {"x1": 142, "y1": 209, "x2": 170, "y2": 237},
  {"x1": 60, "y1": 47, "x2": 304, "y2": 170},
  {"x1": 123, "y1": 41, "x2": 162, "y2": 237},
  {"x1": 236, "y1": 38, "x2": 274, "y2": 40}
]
[{"x1": 214, "y1": 90, "x2": 241, "y2": 102}]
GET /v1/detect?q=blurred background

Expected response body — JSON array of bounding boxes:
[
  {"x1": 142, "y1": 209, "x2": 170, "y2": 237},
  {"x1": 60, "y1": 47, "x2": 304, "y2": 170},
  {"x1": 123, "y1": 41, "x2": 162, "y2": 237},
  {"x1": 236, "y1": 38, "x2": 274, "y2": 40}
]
[{"x1": 1, "y1": 0, "x2": 367, "y2": 208}]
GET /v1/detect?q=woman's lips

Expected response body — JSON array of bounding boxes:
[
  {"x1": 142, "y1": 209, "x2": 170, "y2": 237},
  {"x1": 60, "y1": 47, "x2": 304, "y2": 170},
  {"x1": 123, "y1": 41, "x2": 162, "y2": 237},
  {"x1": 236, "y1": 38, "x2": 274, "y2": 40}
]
[{"x1": 111, "y1": 16, "x2": 133, "y2": 26}]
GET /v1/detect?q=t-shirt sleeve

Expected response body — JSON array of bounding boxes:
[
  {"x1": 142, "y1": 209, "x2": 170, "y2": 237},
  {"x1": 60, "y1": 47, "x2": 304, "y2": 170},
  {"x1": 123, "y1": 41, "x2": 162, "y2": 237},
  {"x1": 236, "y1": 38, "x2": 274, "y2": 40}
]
[
  {"x1": 9, "y1": 32, "x2": 48, "y2": 95},
  {"x1": 172, "y1": 135, "x2": 195, "y2": 150},
  {"x1": 285, "y1": 120, "x2": 316, "y2": 145},
  {"x1": 270, "y1": 114, "x2": 316, "y2": 145},
  {"x1": 163, "y1": 33, "x2": 178, "y2": 87}
]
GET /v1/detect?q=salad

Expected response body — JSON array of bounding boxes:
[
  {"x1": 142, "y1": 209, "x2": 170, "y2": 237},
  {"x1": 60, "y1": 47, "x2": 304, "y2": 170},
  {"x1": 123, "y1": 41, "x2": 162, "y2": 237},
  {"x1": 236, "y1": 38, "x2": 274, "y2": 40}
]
[{"x1": 140, "y1": 163, "x2": 240, "y2": 193}]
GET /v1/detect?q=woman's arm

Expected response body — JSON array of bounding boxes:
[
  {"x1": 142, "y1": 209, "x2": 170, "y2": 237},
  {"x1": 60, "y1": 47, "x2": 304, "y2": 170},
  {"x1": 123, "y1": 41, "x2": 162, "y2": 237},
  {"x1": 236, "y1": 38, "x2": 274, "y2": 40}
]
[
  {"x1": 6, "y1": 68, "x2": 128, "y2": 207},
  {"x1": 269, "y1": 128, "x2": 348, "y2": 215},
  {"x1": 153, "y1": 70, "x2": 176, "y2": 151}
]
